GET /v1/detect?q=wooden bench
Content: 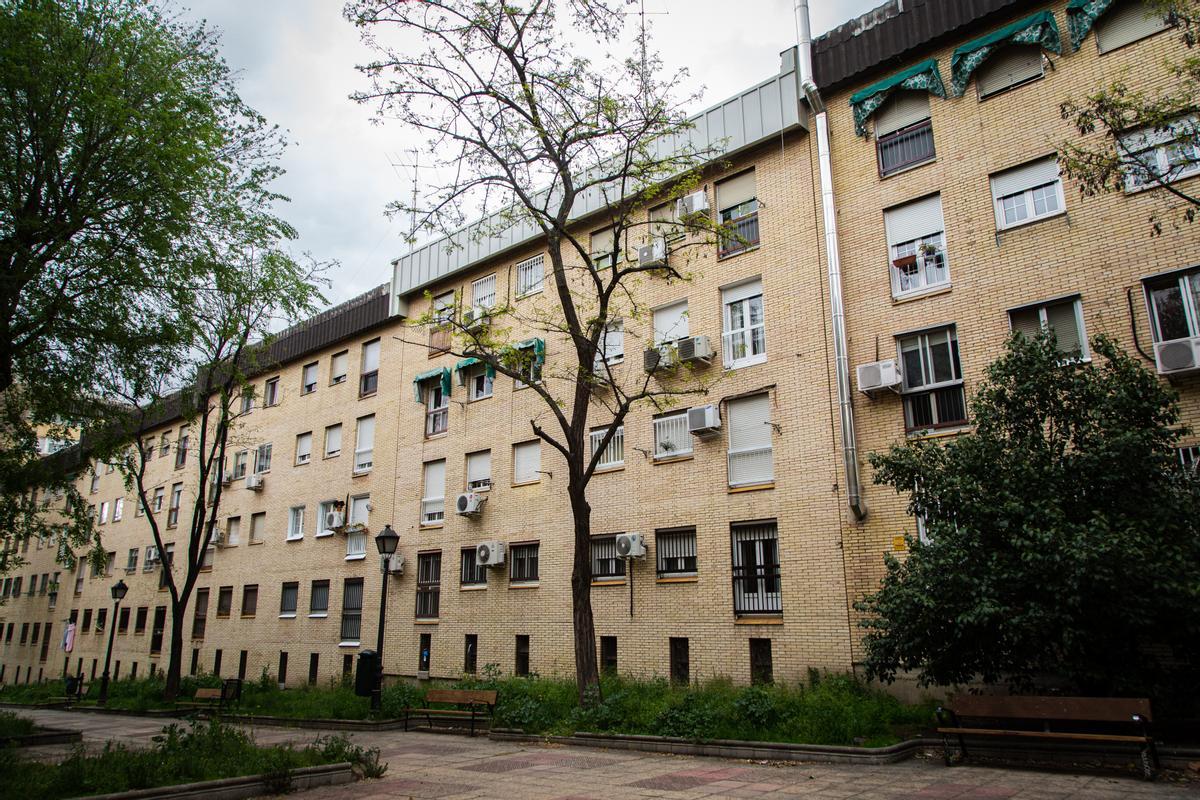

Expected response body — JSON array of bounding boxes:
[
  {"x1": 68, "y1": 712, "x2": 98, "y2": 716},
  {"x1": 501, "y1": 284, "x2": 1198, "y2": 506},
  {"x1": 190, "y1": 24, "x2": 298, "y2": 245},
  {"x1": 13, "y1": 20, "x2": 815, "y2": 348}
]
[
  {"x1": 403, "y1": 689, "x2": 497, "y2": 737},
  {"x1": 176, "y1": 679, "x2": 242, "y2": 716},
  {"x1": 936, "y1": 695, "x2": 1159, "y2": 779},
  {"x1": 49, "y1": 674, "x2": 87, "y2": 705}
]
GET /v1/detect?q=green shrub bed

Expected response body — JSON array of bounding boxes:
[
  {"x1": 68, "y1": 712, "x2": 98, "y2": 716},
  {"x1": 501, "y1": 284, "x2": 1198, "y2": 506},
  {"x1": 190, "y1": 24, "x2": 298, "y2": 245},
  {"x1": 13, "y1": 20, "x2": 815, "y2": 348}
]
[{"x1": 0, "y1": 710, "x2": 36, "y2": 738}]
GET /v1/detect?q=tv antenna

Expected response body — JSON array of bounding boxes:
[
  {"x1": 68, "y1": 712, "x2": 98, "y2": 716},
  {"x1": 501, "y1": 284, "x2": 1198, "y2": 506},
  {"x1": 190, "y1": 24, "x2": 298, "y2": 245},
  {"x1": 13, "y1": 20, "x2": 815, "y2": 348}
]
[{"x1": 386, "y1": 149, "x2": 422, "y2": 244}]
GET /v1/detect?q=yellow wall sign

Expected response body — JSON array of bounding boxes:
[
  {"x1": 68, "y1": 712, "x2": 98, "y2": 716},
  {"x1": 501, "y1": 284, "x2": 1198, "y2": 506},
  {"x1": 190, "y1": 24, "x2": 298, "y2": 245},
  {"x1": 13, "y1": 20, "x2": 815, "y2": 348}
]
[{"x1": 891, "y1": 535, "x2": 908, "y2": 552}]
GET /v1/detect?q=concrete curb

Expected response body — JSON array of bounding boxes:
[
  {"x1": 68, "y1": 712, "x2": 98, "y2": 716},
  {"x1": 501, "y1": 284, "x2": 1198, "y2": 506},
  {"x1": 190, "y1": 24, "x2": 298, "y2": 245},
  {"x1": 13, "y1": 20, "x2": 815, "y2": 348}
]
[
  {"x1": 220, "y1": 713, "x2": 407, "y2": 731},
  {"x1": 2, "y1": 726, "x2": 84, "y2": 747},
  {"x1": 65, "y1": 762, "x2": 356, "y2": 800},
  {"x1": 489, "y1": 729, "x2": 935, "y2": 764}
]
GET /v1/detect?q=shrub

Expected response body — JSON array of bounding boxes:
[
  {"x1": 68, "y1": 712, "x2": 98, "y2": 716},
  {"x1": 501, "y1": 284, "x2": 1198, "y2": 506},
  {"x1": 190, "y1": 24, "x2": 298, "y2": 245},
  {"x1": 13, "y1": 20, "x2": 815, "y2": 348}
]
[{"x1": 0, "y1": 710, "x2": 35, "y2": 738}]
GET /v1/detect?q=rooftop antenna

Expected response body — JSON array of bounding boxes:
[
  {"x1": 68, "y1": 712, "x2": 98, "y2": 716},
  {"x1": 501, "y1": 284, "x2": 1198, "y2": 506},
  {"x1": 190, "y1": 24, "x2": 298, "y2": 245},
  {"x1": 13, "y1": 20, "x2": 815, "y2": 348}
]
[
  {"x1": 625, "y1": 0, "x2": 667, "y2": 102},
  {"x1": 386, "y1": 148, "x2": 422, "y2": 245}
]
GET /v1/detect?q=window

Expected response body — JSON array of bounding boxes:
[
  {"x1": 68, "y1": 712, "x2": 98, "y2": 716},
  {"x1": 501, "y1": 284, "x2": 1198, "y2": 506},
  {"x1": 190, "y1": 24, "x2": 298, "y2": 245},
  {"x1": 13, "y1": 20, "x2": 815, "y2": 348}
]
[
  {"x1": 590, "y1": 536, "x2": 625, "y2": 580},
  {"x1": 317, "y1": 427, "x2": 339, "y2": 463},
  {"x1": 656, "y1": 528, "x2": 697, "y2": 577},
  {"x1": 96, "y1": 607, "x2": 107, "y2": 632},
  {"x1": 295, "y1": 432, "x2": 312, "y2": 465},
  {"x1": 432, "y1": 290, "x2": 455, "y2": 324},
  {"x1": 421, "y1": 460, "x2": 446, "y2": 525},
  {"x1": 330, "y1": 350, "x2": 349, "y2": 384},
  {"x1": 308, "y1": 653, "x2": 319, "y2": 685},
  {"x1": 472, "y1": 274, "x2": 497, "y2": 309},
  {"x1": 875, "y1": 91, "x2": 935, "y2": 176},
  {"x1": 159, "y1": 434, "x2": 170, "y2": 457},
  {"x1": 151, "y1": 606, "x2": 166, "y2": 653},
  {"x1": 899, "y1": 327, "x2": 967, "y2": 432},
  {"x1": 242, "y1": 584, "x2": 258, "y2": 617},
  {"x1": 126, "y1": 548, "x2": 138, "y2": 573},
  {"x1": 513, "y1": 440, "x2": 541, "y2": 484},
  {"x1": 1009, "y1": 296, "x2": 1088, "y2": 359},
  {"x1": 99, "y1": 501, "x2": 109, "y2": 524},
  {"x1": 885, "y1": 195, "x2": 949, "y2": 297},
  {"x1": 975, "y1": 45, "x2": 1043, "y2": 98},
  {"x1": 81, "y1": 609, "x2": 92, "y2": 633},
  {"x1": 1180, "y1": 445, "x2": 1200, "y2": 471},
  {"x1": 424, "y1": 381, "x2": 448, "y2": 436},
  {"x1": 287, "y1": 506, "x2": 305, "y2": 541},
  {"x1": 515, "y1": 254, "x2": 544, "y2": 296},
  {"x1": 513, "y1": 341, "x2": 543, "y2": 386},
  {"x1": 340, "y1": 578, "x2": 363, "y2": 643},
  {"x1": 460, "y1": 548, "x2": 487, "y2": 586},
  {"x1": 669, "y1": 637, "x2": 689, "y2": 684},
  {"x1": 468, "y1": 365, "x2": 493, "y2": 400},
  {"x1": 731, "y1": 521, "x2": 782, "y2": 615},
  {"x1": 1096, "y1": 0, "x2": 1168, "y2": 52},
  {"x1": 240, "y1": 392, "x2": 254, "y2": 415},
  {"x1": 310, "y1": 580, "x2": 329, "y2": 615},
  {"x1": 226, "y1": 516, "x2": 240, "y2": 546},
  {"x1": 1145, "y1": 268, "x2": 1200, "y2": 343},
  {"x1": 254, "y1": 443, "x2": 272, "y2": 474},
  {"x1": 217, "y1": 586, "x2": 232, "y2": 618},
  {"x1": 316, "y1": 501, "x2": 338, "y2": 536},
  {"x1": 727, "y1": 393, "x2": 774, "y2": 487},
  {"x1": 716, "y1": 171, "x2": 759, "y2": 257},
  {"x1": 589, "y1": 426, "x2": 624, "y2": 470},
  {"x1": 590, "y1": 227, "x2": 618, "y2": 269},
  {"x1": 649, "y1": 201, "x2": 683, "y2": 243},
  {"x1": 749, "y1": 638, "x2": 773, "y2": 684},
  {"x1": 509, "y1": 542, "x2": 539, "y2": 583},
  {"x1": 653, "y1": 411, "x2": 692, "y2": 459},
  {"x1": 264, "y1": 377, "x2": 280, "y2": 407},
  {"x1": 166, "y1": 484, "x2": 182, "y2": 527},
  {"x1": 192, "y1": 589, "x2": 208, "y2": 639},
  {"x1": 301, "y1": 362, "x2": 319, "y2": 394},
  {"x1": 250, "y1": 512, "x2": 266, "y2": 544},
  {"x1": 158, "y1": 544, "x2": 175, "y2": 589},
  {"x1": 90, "y1": 469, "x2": 100, "y2": 494},
  {"x1": 653, "y1": 300, "x2": 689, "y2": 346},
  {"x1": 354, "y1": 415, "x2": 375, "y2": 473},
  {"x1": 278, "y1": 652, "x2": 288, "y2": 687},
  {"x1": 416, "y1": 552, "x2": 441, "y2": 619},
  {"x1": 466, "y1": 450, "x2": 492, "y2": 491},
  {"x1": 600, "y1": 636, "x2": 617, "y2": 674},
  {"x1": 464, "y1": 634, "x2": 478, "y2": 674},
  {"x1": 722, "y1": 279, "x2": 766, "y2": 368},
  {"x1": 594, "y1": 320, "x2": 624, "y2": 368},
  {"x1": 1121, "y1": 117, "x2": 1200, "y2": 192},
  {"x1": 280, "y1": 582, "x2": 298, "y2": 616},
  {"x1": 515, "y1": 635, "x2": 530, "y2": 676},
  {"x1": 360, "y1": 339, "x2": 380, "y2": 396},
  {"x1": 991, "y1": 157, "x2": 1065, "y2": 230},
  {"x1": 135, "y1": 606, "x2": 148, "y2": 634},
  {"x1": 149, "y1": 486, "x2": 164, "y2": 513},
  {"x1": 232, "y1": 451, "x2": 248, "y2": 480},
  {"x1": 346, "y1": 496, "x2": 369, "y2": 558}
]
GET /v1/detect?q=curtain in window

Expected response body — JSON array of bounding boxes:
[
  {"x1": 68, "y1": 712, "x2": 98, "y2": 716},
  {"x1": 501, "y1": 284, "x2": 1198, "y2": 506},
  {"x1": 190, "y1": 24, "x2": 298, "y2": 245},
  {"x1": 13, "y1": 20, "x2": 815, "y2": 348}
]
[
  {"x1": 412, "y1": 367, "x2": 451, "y2": 402},
  {"x1": 848, "y1": 58, "x2": 946, "y2": 136},
  {"x1": 950, "y1": 10, "x2": 1061, "y2": 96}
]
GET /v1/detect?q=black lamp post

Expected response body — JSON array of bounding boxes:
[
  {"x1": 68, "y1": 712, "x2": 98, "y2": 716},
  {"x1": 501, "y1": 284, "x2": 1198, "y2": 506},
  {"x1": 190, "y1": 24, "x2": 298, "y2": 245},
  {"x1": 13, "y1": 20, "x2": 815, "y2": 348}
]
[
  {"x1": 98, "y1": 579, "x2": 128, "y2": 705},
  {"x1": 372, "y1": 525, "x2": 399, "y2": 711}
]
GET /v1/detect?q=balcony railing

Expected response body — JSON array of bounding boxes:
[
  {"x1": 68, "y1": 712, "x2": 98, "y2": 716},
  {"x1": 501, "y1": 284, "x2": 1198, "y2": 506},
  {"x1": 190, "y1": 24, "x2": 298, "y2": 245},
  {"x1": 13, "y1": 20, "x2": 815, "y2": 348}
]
[
  {"x1": 425, "y1": 407, "x2": 448, "y2": 437},
  {"x1": 652, "y1": 414, "x2": 692, "y2": 458},
  {"x1": 718, "y1": 212, "x2": 760, "y2": 259},
  {"x1": 415, "y1": 587, "x2": 440, "y2": 619},
  {"x1": 732, "y1": 564, "x2": 782, "y2": 615},
  {"x1": 877, "y1": 119, "x2": 935, "y2": 177},
  {"x1": 421, "y1": 497, "x2": 444, "y2": 525},
  {"x1": 428, "y1": 326, "x2": 451, "y2": 355},
  {"x1": 903, "y1": 384, "x2": 967, "y2": 432}
]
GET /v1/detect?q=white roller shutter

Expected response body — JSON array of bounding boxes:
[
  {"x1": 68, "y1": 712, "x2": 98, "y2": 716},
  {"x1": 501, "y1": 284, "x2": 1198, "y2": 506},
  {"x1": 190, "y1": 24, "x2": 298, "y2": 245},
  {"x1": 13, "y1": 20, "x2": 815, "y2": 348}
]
[
  {"x1": 361, "y1": 340, "x2": 380, "y2": 372},
  {"x1": 355, "y1": 415, "x2": 374, "y2": 452},
  {"x1": 1096, "y1": 0, "x2": 1167, "y2": 52},
  {"x1": 874, "y1": 91, "x2": 931, "y2": 137},
  {"x1": 727, "y1": 393, "x2": 774, "y2": 486},
  {"x1": 991, "y1": 157, "x2": 1060, "y2": 200},
  {"x1": 722, "y1": 277, "x2": 763, "y2": 306},
  {"x1": 653, "y1": 301, "x2": 689, "y2": 345},
  {"x1": 884, "y1": 195, "x2": 945, "y2": 246},
  {"x1": 513, "y1": 441, "x2": 541, "y2": 484},
  {"x1": 466, "y1": 450, "x2": 491, "y2": 485},
  {"x1": 976, "y1": 46, "x2": 1043, "y2": 97},
  {"x1": 422, "y1": 459, "x2": 445, "y2": 499},
  {"x1": 716, "y1": 170, "x2": 756, "y2": 210}
]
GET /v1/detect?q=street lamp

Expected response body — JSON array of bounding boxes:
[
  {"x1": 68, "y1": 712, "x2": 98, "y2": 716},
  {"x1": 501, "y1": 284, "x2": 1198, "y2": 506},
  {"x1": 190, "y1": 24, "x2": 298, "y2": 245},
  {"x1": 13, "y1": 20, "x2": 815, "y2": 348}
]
[
  {"x1": 98, "y1": 579, "x2": 128, "y2": 705},
  {"x1": 372, "y1": 525, "x2": 399, "y2": 712}
]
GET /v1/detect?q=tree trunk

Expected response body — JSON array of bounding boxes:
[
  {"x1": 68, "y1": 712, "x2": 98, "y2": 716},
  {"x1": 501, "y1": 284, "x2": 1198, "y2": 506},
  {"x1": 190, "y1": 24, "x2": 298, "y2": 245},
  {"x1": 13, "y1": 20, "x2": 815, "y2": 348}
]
[
  {"x1": 164, "y1": 602, "x2": 187, "y2": 700},
  {"x1": 568, "y1": 481, "x2": 600, "y2": 705}
]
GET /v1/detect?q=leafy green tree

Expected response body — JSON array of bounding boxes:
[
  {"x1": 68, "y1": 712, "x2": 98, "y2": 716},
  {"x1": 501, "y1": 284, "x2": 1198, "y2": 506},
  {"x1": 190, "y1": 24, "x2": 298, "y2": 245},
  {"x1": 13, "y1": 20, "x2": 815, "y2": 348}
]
[{"x1": 859, "y1": 333, "x2": 1200, "y2": 701}]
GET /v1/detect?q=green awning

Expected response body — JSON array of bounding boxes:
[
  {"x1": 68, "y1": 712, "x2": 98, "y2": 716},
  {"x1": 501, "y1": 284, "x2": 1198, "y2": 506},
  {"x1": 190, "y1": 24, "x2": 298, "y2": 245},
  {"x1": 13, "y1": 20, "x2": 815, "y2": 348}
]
[
  {"x1": 412, "y1": 367, "x2": 451, "y2": 402},
  {"x1": 514, "y1": 338, "x2": 546, "y2": 365},
  {"x1": 950, "y1": 10, "x2": 1062, "y2": 96},
  {"x1": 848, "y1": 59, "x2": 947, "y2": 137},
  {"x1": 1066, "y1": 0, "x2": 1120, "y2": 50},
  {"x1": 454, "y1": 357, "x2": 495, "y2": 384}
]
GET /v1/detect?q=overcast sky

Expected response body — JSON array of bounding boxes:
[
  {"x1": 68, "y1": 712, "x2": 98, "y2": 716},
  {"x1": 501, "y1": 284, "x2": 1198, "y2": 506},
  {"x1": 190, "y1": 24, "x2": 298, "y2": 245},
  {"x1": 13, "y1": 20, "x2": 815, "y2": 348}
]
[{"x1": 182, "y1": 1, "x2": 880, "y2": 309}]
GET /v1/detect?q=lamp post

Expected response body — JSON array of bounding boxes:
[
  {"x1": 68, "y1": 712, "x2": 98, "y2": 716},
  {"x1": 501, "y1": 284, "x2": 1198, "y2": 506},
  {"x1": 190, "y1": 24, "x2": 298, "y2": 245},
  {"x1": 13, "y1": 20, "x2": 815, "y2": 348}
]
[
  {"x1": 98, "y1": 579, "x2": 128, "y2": 705},
  {"x1": 372, "y1": 525, "x2": 399, "y2": 712}
]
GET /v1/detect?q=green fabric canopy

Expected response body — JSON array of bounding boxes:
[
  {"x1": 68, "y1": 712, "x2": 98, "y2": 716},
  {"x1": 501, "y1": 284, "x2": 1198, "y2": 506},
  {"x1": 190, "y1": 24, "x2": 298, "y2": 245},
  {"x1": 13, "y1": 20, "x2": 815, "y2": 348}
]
[
  {"x1": 514, "y1": 338, "x2": 546, "y2": 364},
  {"x1": 1066, "y1": 0, "x2": 1129, "y2": 50},
  {"x1": 454, "y1": 357, "x2": 495, "y2": 384},
  {"x1": 412, "y1": 367, "x2": 451, "y2": 402},
  {"x1": 950, "y1": 10, "x2": 1062, "y2": 96},
  {"x1": 848, "y1": 59, "x2": 947, "y2": 136}
]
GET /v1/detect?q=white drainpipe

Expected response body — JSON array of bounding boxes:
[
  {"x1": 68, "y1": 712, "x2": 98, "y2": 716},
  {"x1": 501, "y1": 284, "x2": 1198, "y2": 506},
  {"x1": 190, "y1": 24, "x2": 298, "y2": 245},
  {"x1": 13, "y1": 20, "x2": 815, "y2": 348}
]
[{"x1": 795, "y1": 1, "x2": 867, "y2": 521}]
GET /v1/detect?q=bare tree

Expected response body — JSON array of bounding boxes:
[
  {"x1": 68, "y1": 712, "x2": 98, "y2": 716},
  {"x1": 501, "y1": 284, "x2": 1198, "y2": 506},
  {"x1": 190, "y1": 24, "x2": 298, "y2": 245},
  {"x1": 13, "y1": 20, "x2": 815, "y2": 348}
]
[{"x1": 346, "y1": 0, "x2": 732, "y2": 700}]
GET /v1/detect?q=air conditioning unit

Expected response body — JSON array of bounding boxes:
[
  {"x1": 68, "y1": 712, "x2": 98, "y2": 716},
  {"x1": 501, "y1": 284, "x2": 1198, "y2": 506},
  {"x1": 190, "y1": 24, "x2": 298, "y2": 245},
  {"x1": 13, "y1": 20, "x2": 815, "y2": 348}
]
[
  {"x1": 462, "y1": 306, "x2": 489, "y2": 332},
  {"x1": 146, "y1": 547, "x2": 160, "y2": 564},
  {"x1": 456, "y1": 492, "x2": 486, "y2": 516},
  {"x1": 1154, "y1": 337, "x2": 1200, "y2": 375},
  {"x1": 244, "y1": 474, "x2": 264, "y2": 491},
  {"x1": 677, "y1": 335, "x2": 714, "y2": 364},
  {"x1": 675, "y1": 190, "x2": 709, "y2": 223},
  {"x1": 643, "y1": 346, "x2": 677, "y2": 373},
  {"x1": 637, "y1": 238, "x2": 667, "y2": 269},
  {"x1": 386, "y1": 553, "x2": 405, "y2": 575},
  {"x1": 211, "y1": 530, "x2": 225, "y2": 548},
  {"x1": 615, "y1": 532, "x2": 646, "y2": 558},
  {"x1": 856, "y1": 359, "x2": 903, "y2": 395},
  {"x1": 476, "y1": 540, "x2": 505, "y2": 567},
  {"x1": 324, "y1": 510, "x2": 344, "y2": 530},
  {"x1": 687, "y1": 404, "x2": 721, "y2": 438}
]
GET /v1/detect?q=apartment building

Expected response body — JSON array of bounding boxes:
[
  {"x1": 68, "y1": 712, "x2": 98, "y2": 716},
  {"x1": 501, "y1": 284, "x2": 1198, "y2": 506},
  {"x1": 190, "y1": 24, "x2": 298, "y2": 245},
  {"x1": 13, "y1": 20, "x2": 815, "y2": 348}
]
[{"x1": 1, "y1": 0, "x2": 1196, "y2": 690}]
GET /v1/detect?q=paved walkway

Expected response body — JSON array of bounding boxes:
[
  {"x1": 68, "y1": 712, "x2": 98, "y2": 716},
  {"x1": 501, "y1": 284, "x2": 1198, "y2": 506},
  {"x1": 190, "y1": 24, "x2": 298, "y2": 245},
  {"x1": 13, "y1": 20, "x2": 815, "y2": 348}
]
[{"x1": 11, "y1": 708, "x2": 1199, "y2": 799}]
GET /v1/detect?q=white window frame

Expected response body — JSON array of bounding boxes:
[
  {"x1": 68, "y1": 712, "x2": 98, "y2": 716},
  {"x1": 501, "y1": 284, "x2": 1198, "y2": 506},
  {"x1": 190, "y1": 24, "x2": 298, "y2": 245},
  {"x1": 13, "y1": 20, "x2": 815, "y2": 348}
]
[
  {"x1": 295, "y1": 432, "x2": 312, "y2": 465},
  {"x1": 722, "y1": 280, "x2": 766, "y2": 369},
  {"x1": 590, "y1": 425, "x2": 625, "y2": 470},
  {"x1": 472, "y1": 273, "x2": 497, "y2": 309},
  {"x1": 264, "y1": 377, "x2": 280, "y2": 407},
  {"x1": 346, "y1": 496, "x2": 369, "y2": 560},
  {"x1": 112, "y1": 498, "x2": 123, "y2": 522},
  {"x1": 330, "y1": 350, "x2": 349, "y2": 384},
  {"x1": 653, "y1": 411, "x2": 693, "y2": 459},
  {"x1": 317, "y1": 500, "x2": 339, "y2": 537},
  {"x1": 287, "y1": 506, "x2": 305, "y2": 541},
  {"x1": 254, "y1": 443, "x2": 272, "y2": 474},
  {"x1": 1120, "y1": 117, "x2": 1200, "y2": 193},
  {"x1": 1008, "y1": 296, "x2": 1090, "y2": 360},
  {"x1": 354, "y1": 415, "x2": 375, "y2": 474},
  {"x1": 226, "y1": 516, "x2": 241, "y2": 546},
  {"x1": 466, "y1": 450, "x2": 492, "y2": 491},
  {"x1": 468, "y1": 366, "x2": 493, "y2": 401},
  {"x1": 897, "y1": 327, "x2": 968, "y2": 433},
  {"x1": 301, "y1": 362, "x2": 318, "y2": 394},
  {"x1": 513, "y1": 440, "x2": 541, "y2": 485},
  {"x1": 726, "y1": 393, "x2": 775, "y2": 488},
  {"x1": 421, "y1": 460, "x2": 446, "y2": 525},
  {"x1": 324, "y1": 424, "x2": 342, "y2": 458},
  {"x1": 1144, "y1": 268, "x2": 1200, "y2": 343},
  {"x1": 991, "y1": 159, "x2": 1066, "y2": 231},
  {"x1": 653, "y1": 300, "x2": 689, "y2": 346},
  {"x1": 515, "y1": 254, "x2": 544, "y2": 297},
  {"x1": 595, "y1": 320, "x2": 624, "y2": 369}
]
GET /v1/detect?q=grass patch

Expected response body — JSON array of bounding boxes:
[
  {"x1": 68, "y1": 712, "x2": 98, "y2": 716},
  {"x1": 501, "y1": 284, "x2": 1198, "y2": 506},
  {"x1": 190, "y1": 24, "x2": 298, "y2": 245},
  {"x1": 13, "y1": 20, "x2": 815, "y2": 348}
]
[
  {"x1": 0, "y1": 710, "x2": 36, "y2": 738},
  {"x1": 0, "y1": 719, "x2": 383, "y2": 800}
]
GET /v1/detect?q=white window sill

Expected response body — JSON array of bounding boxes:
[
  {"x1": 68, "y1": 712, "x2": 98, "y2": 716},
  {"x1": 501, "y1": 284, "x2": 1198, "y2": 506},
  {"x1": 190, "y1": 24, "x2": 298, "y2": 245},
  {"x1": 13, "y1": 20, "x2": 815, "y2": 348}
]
[
  {"x1": 315, "y1": 531, "x2": 334, "y2": 539},
  {"x1": 996, "y1": 208, "x2": 1065, "y2": 234},
  {"x1": 285, "y1": 536, "x2": 303, "y2": 543},
  {"x1": 724, "y1": 355, "x2": 767, "y2": 370},
  {"x1": 325, "y1": 452, "x2": 341, "y2": 459},
  {"x1": 338, "y1": 641, "x2": 360, "y2": 648},
  {"x1": 308, "y1": 613, "x2": 328, "y2": 619},
  {"x1": 279, "y1": 613, "x2": 297, "y2": 619},
  {"x1": 352, "y1": 468, "x2": 373, "y2": 476},
  {"x1": 892, "y1": 283, "x2": 952, "y2": 304},
  {"x1": 467, "y1": 484, "x2": 492, "y2": 493},
  {"x1": 345, "y1": 553, "x2": 366, "y2": 561},
  {"x1": 515, "y1": 288, "x2": 543, "y2": 299},
  {"x1": 295, "y1": 460, "x2": 310, "y2": 467}
]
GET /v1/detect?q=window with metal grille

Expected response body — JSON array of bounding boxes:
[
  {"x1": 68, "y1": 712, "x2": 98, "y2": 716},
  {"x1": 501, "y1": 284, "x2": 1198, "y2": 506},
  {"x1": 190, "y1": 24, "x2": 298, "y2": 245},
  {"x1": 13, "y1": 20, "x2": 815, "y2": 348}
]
[
  {"x1": 472, "y1": 274, "x2": 497, "y2": 309},
  {"x1": 589, "y1": 426, "x2": 624, "y2": 469},
  {"x1": 310, "y1": 580, "x2": 329, "y2": 614},
  {"x1": 656, "y1": 528, "x2": 697, "y2": 577},
  {"x1": 898, "y1": 327, "x2": 967, "y2": 433},
  {"x1": 460, "y1": 548, "x2": 486, "y2": 586},
  {"x1": 590, "y1": 536, "x2": 625, "y2": 580},
  {"x1": 716, "y1": 171, "x2": 759, "y2": 258},
  {"x1": 280, "y1": 582, "x2": 298, "y2": 616},
  {"x1": 340, "y1": 579, "x2": 363, "y2": 643},
  {"x1": 509, "y1": 543, "x2": 540, "y2": 583},
  {"x1": 416, "y1": 552, "x2": 441, "y2": 619},
  {"x1": 241, "y1": 584, "x2": 258, "y2": 617},
  {"x1": 731, "y1": 521, "x2": 782, "y2": 615},
  {"x1": 515, "y1": 254, "x2": 544, "y2": 296},
  {"x1": 653, "y1": 411, "x2": 692, "y2": 459}
]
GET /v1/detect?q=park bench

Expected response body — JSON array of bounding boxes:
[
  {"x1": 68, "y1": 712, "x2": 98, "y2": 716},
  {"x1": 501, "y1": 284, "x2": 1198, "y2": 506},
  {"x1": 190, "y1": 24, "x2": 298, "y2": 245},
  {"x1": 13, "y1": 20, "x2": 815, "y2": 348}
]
[
  {"x1": 49, "y1": 674, "x2": 87, "y2": 705},
  {"x1": 403, "y1": 688, "x2": 498, "y2": 737},
  {"x1": 175, "y1": 678, "x2": 242, "y2": 716},
  {"x1": 936, "y1": 695, "x2": 1159, "y2": 779}
]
